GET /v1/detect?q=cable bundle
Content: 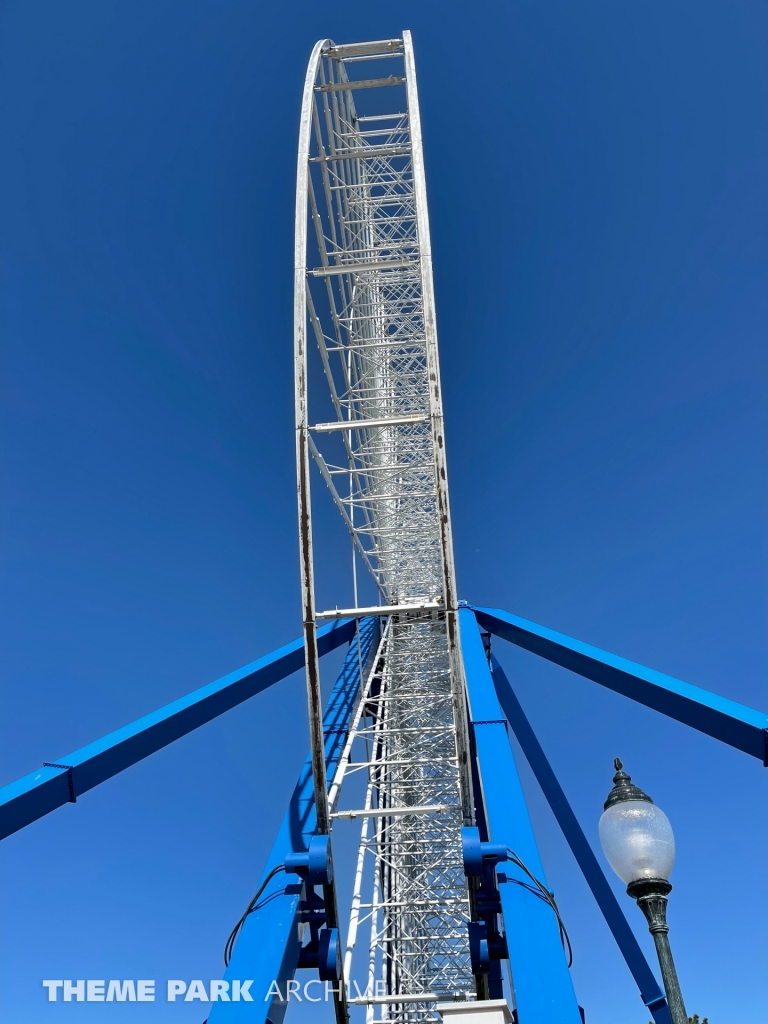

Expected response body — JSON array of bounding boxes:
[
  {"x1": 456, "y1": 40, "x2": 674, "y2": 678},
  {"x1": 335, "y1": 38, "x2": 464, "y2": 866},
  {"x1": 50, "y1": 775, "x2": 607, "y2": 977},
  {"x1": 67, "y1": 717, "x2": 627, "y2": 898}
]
[
  {"x1": 506, "y1": 847, "x2": 573, "y2": 967},
  {"x1": 224, "y1": 864, "x2": 285, "y2": 967}
]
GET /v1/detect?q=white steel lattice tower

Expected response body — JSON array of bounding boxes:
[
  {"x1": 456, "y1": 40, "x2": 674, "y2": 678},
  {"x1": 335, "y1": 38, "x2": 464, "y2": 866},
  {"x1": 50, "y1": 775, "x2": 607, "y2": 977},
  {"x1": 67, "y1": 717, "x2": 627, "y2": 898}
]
[{"x1": 294, "y1": 34, "x2": 478, "y2": 1024}]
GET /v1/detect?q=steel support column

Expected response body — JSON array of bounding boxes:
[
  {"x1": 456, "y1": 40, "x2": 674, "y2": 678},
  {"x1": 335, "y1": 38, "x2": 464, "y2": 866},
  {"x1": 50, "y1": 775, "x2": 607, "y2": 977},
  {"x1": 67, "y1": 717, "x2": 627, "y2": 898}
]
[
  {"x1": 459, "y1": 608, "x2": 581, "y2": 1024},
  {"x1": 403, "y1": 30, "x2": 474, "y2": 829},
  {"x1": 209, "y1": 616, "x2": 379, "y2": 1023}
]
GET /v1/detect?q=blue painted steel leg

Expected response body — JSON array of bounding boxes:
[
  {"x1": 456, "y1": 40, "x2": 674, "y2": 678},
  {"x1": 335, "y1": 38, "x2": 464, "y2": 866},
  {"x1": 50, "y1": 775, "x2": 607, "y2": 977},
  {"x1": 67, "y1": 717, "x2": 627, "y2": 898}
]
[
  {"x1": 208, "y1": 617, "x2": 379, "y2": 1023},
  {"x1": 488, "y1": 650, "x2": 672, "y2": 1024},
  {"x1": 459, "y1": 608, "x2": 582, "y2": 1024}
]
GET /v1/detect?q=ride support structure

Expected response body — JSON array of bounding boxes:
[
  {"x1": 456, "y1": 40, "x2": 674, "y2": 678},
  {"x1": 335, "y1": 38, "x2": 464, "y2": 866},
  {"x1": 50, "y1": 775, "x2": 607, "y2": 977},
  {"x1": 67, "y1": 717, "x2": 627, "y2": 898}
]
[{"x1": 1, "y1": 30, "x2": 766, "y2": 1024}]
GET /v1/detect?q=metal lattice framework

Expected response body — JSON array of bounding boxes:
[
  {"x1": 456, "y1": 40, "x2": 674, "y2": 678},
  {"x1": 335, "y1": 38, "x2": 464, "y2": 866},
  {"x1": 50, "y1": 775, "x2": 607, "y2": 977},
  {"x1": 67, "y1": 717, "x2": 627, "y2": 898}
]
[
  {"x1": 3, "y1": 32, "x2": 764, "y2": 1024},
  {"x1": 334, "y1": 618, "x2": 474, "y2": 1022},
  {"x1": 294, "y1": 33, "x2": 476, "y2": 1023}
]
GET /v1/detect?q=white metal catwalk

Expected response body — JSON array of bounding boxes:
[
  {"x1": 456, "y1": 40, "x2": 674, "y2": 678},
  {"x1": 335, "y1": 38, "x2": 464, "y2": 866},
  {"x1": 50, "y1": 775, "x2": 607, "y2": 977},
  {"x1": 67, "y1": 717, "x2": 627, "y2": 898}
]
[{"x1": 294, "y1": 33, "x2": 476, "y2": 1023}]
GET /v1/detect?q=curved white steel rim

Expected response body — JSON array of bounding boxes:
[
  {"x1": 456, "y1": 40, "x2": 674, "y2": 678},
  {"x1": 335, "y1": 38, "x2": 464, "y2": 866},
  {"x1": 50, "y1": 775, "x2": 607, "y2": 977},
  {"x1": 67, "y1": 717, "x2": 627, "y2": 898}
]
[{"x1": 294, "y1": 33, "x2": 478, "y2": 1021}]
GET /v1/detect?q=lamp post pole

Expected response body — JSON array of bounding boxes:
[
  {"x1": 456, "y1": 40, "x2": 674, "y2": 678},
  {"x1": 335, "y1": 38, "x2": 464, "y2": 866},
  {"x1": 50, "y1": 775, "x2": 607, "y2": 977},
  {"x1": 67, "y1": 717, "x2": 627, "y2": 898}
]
[
  {"x1": 626, "y1": 876, "x2": 687, "y2": 1024},
  {"x1": 599, "y1": 759, "x2": 689, "y2": 1024}
]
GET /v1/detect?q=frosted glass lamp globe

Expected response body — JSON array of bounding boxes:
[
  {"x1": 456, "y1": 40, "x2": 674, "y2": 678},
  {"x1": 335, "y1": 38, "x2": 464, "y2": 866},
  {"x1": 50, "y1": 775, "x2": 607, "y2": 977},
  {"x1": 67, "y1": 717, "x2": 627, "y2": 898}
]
[
  {"x1": 599, "y1": 798, "x2": 675, "y2": 885},
  {"x1": 599, "y1": 761, "x2": 688, "y2": 1024}
]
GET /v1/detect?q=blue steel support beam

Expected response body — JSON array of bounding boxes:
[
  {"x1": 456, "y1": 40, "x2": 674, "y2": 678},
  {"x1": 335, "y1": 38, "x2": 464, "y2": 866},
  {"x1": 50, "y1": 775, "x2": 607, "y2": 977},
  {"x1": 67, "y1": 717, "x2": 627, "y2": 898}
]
[
  {"x1": 459, "y1": 608, "x2": 582, "y2": 1024},
  {"x1": 473, "y1": 606, "x2": 768, "y2": 763},
  {"x1": 488, "y1": 651, "x2": 671, "y2": 1024},
  {"x1": 0, "y1": 618, "x2": 357, "y2": 842},
  {"x1": 208, "y1": 617, "x2": 380, "y2": 1024}
]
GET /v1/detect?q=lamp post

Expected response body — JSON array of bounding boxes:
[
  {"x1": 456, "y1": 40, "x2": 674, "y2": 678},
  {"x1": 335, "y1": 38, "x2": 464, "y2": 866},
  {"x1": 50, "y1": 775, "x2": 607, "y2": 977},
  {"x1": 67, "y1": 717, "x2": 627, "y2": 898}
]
[{"x1": 598, "y1": 759, "x2": 688, "y2": 1024}]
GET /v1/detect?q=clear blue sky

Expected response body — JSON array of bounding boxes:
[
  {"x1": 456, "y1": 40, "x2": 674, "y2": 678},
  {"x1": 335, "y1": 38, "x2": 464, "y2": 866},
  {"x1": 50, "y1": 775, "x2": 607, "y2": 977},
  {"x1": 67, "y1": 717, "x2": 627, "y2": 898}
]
[{"x1": 1, "y1": 1, "x2": 766, "y2": 1022}]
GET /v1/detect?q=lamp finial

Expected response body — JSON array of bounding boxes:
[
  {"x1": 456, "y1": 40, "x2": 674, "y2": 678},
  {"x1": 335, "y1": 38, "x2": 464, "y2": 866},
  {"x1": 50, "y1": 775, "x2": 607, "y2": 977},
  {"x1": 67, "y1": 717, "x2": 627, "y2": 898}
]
[{"x1": 603, "y1": 758, "x2": 653, "y2": 810}]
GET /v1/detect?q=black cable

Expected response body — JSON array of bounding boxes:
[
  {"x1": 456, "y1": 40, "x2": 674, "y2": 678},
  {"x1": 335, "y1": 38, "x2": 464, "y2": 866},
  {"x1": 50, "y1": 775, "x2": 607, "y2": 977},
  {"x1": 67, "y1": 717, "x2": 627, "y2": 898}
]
[
  {"x1": 224, "y1": 864, "x2": 286, "y2": 967},
  {"x1": 505, "y1": 847, "x2": 573, "y2": 967}
]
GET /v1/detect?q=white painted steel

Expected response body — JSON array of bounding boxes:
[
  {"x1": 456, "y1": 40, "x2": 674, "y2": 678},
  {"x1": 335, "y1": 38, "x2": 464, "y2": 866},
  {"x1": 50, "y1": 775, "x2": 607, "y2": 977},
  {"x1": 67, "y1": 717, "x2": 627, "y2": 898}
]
[
  {"x1": 294, "y1": 32, "x2": 476, "y2": 1023},
  {"x1": 312, "y1": 414, "x2": 427, "y2": 432},
  {"x1": 331, "y1": 805, "x2": 454, "y2": 820},
  {"x1": 317, "y1": 602, "x2": 442, "y2": 620}
]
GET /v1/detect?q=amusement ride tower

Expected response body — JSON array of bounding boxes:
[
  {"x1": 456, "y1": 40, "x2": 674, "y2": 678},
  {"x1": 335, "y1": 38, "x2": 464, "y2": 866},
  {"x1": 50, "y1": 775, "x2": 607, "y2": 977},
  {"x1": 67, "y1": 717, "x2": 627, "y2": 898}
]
[
  {"x1": 2, "y1": 29, "x2": 764, "y2": 1024},
  {"x1": 294, "y1": 31, "x2": 477, "y2": 1024}
]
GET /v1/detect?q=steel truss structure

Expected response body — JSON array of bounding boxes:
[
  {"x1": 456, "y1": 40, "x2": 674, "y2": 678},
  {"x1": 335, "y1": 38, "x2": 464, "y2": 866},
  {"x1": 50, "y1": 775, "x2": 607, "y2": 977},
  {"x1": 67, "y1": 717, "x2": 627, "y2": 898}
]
[
  {"x1": 293, "y1": 33, "x2": 475, "y2": 1023},
  {"x1": 337, "y1": 617, "x2": 472, "y2": 1022},
  {"x1": 2, "y1": 27, "x2": 767, "y2": 1024}
]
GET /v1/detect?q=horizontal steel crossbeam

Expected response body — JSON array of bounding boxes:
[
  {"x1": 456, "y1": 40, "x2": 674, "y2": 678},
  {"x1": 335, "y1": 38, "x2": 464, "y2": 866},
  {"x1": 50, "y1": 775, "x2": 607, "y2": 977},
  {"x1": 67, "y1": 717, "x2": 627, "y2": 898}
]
[
  {"x1": 331, "y1": 804, "x2": 455, "y2": 819},
  {"x1": 309, "y1": 258, "x2": 418, "y2": 276},
  {"x1": 317, "y1": 602, "x2": 442, "y2": 620},
  {"x1": 310, "y1": 146, "x2": 412, "y2": 163},
  {"x1": 312, "y1": 415, "x2": 428, "y2": 432},
  {"x1": 325, "y1": 40, "x2": 402, "y2": 58},
  {"x1": 316, "y1": 76, "x2": 405, "y2": 92}
]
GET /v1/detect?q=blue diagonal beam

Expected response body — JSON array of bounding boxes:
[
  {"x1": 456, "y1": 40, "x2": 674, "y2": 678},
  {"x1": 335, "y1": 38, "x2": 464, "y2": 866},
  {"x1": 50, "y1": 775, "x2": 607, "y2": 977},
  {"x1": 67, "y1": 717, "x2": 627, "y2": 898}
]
[
  {"x1": 209, "y1": 616, "x2": 380, "y2": 1024},
  {"x1": 473, "y1": 606, "x2": 768, "y2": 763},
  {"x1": 489, "y1": 651, "x2": 671, "y2": 1024},
  {"x1": 0, "y1": 618, "x2": 357, "y2": 842}
]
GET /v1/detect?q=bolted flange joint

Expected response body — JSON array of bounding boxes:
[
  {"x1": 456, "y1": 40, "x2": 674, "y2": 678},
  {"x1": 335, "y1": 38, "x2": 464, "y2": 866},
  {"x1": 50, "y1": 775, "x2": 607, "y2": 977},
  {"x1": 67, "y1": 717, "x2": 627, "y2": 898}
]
[
  {"x1": 285, "y1": 834, "x2": 334, "y2": 886},
  {"x1": 287, "y1": 835, "x2": 340, "y2": 983},
  {"x1": 461, "y1": 828, "x2": 509, "y2": 978}
]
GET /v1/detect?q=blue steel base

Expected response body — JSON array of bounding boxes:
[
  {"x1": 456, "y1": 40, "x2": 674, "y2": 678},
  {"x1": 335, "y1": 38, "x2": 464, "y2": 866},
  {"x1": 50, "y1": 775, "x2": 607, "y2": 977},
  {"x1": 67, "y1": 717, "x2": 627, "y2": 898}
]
[
  {"x1": 3, "y1": 598, "x2": 764, "y2": 1023},
  {"x1": 460, "y1": 608, "x2": 582, "y2": 1024},
  {"x1": 208, "y1": 617, "x2": 378, "y2": 1024}
]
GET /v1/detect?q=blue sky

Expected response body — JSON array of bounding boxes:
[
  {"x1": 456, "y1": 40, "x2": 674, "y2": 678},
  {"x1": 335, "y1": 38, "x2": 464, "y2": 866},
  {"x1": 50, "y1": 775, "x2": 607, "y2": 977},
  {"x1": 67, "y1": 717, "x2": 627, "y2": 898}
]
[{"x1": 1, "y1": 1, "x2": 766, "y2": 1022}]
